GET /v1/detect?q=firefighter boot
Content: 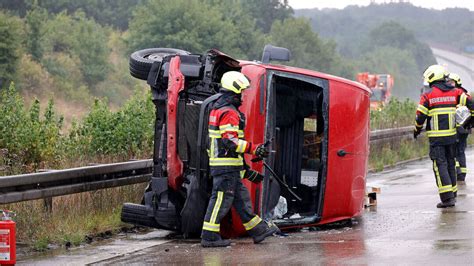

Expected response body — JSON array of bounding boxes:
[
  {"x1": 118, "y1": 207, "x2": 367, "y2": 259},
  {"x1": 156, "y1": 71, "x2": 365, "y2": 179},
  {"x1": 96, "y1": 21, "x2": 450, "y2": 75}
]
[
  {"x1": 201, "y1": 231, "x2": 231, "y2": 248},
  {"x1": 249, "y1": 221, "x2": 279, "y2": 244},
  {"x1": 436, "y1": 198, "x2": 456, "y2": 208}
]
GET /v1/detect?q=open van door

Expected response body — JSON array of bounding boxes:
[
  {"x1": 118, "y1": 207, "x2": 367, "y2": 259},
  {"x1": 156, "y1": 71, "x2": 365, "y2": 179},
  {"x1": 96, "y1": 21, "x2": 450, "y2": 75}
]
[
  {"x1": 323, "y1": 81, "x2": 370, "y2": 222},
  {"x1": 261, "y1": 71, "x2": 329, "y2": 227}
]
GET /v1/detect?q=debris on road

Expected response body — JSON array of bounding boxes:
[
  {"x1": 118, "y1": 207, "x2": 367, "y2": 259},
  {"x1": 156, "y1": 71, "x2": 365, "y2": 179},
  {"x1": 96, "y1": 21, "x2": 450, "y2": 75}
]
[{"x1": 365, "y1": 187, "x2": 381, "y2": 207}]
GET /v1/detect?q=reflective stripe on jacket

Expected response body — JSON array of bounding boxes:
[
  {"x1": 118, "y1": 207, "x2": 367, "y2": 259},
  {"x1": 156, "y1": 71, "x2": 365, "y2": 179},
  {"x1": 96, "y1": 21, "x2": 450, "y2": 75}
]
[{"x1": 208, "y1": 105, "x2": 255, "y2": 173}]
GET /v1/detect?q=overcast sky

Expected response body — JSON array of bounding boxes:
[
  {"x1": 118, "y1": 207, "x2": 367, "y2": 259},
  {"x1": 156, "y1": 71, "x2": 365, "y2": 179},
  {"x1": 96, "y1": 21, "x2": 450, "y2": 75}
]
[{"x1": 288, "y1": 0, "x2": 474, "y2": 11}]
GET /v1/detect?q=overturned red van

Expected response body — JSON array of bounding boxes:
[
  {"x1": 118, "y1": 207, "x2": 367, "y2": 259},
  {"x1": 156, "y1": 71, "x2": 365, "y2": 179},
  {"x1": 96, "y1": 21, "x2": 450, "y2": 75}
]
[{"x1": 121, "y1": 45, "x2": 370, "y2": 237}]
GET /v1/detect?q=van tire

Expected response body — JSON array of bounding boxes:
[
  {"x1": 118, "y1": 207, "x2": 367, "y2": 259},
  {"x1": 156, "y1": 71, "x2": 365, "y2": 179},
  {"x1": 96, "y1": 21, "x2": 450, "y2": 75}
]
[
  {"x1": 121, "y1": 203, "x2": 160, "y2": 228},
  {"x1": 129, "y1": 48, "x2": 190, "y2": 80}
]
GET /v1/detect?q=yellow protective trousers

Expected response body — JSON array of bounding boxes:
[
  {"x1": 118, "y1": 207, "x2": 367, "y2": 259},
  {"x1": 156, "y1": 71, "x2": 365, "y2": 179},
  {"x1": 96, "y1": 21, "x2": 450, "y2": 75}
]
[
  {"x1": 430, "y1": 144, "x2": 457, "y2": 202},
  {"x1": 202, "y1": 171, "x2": 263, "y2": 234}
]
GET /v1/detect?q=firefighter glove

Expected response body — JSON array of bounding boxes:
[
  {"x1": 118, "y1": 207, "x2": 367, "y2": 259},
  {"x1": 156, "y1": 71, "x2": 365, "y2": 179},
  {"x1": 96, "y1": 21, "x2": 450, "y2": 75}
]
[
  {"x1": 413, "y1": 127, "x2": 421, "y2": 139},
  {"x1": 244, "y1": 170, "x2": 264, "y2": 183},
  {"x1": 255, "y1": 144, "x2": 269, "y2": 158}
]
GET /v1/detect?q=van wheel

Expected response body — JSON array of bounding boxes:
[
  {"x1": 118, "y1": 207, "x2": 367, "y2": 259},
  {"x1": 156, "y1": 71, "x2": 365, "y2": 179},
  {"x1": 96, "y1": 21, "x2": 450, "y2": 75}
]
[
  {"x1": 129, "y1": 48, "x2": 190, "y2": 80},
  {"x1": 121, "y1": 203, "x2": 160, "y2": 228}
]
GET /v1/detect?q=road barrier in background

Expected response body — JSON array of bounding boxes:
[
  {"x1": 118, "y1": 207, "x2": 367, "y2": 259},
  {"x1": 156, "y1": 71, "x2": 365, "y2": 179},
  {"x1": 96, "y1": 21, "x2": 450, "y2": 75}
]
[
  {"x1": 370, "y1": 126, "x2": 413, "y2": 143},
  {"x1": 0, "y1": 126, "x2": 413, "y2": 204}
]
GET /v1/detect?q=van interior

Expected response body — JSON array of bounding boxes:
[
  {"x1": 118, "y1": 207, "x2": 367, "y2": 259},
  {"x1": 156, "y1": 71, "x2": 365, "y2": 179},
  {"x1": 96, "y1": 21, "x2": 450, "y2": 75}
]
[{"x1": 263, "y1": 73, "x2": 327, "y2": 225}]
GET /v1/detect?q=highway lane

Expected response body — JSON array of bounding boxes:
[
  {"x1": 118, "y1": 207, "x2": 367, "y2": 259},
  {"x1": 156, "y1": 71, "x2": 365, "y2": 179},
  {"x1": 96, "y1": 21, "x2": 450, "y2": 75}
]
[
  {"x1": 19, "y1": 149, "x2": 474, "y2": 265},
  {"x1": 432, "y1": 47, "x2": 474, "y2": 90}
]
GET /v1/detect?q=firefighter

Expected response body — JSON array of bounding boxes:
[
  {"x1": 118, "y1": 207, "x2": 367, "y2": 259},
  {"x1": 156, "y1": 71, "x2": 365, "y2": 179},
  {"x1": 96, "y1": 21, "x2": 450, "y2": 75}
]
[
  {"x1": 414, "y1": 65, "x2": 471, "y2": 208},
  {"x1": 201, "y1": 71, "x2": 278, "y2": 247},
  {"x1": 448, "y1": 73, "x2": 471, "y2": 184}
]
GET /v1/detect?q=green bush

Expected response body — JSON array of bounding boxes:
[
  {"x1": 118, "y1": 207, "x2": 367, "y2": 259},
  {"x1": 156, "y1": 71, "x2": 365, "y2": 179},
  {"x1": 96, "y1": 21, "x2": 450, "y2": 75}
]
[
  {"x1": 66, "y1": 89, "x2": 154, "y2": 160},
  {"x1": 0, "y1": 83, "x2": 154, "y2": 173},
  {"x1": 369, "y1": 138, "x2": 429, "y2": 171},
  {"x1": 371, "y1": 98, "x2": 416, "y2": 130},
  {"x1": 0, "y1": 83, "x2": 64, "y2": 171},
  {"x1": 0, "y1": 83, "x2": 29, "y2": 172}
]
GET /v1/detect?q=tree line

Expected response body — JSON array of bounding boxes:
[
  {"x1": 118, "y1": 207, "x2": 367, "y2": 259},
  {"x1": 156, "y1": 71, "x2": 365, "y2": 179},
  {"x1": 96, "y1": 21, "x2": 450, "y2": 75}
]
[
  {"x1": 1, "y1": 0, "x2": 442, "y2": 101},
  {"x1": 0, "y1": 0, "x2": 360, "y2": 93},
  {"x1": 296, "y1": 2, "x2": 472, "y2": 55},
  {"x1": 0, "y1": 5, "x2": 134, "y2": 105}
]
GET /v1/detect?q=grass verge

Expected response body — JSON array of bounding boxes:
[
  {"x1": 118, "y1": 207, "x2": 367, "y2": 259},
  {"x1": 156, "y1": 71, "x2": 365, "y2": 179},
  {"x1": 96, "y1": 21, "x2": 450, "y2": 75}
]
[
  {"x1": 369, "y1": 136, "x2": 429, "y2": 172},
  {"x1": 2, "y1": 183, "x2": 147, "y2": 251},
  {"x1": 370, "y1": 133, "x2": 473, "y2": 172}
]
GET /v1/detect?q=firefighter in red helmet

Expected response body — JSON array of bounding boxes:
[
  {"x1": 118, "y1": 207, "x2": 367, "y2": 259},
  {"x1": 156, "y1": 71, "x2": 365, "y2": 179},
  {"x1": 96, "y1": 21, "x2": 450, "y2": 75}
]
[
  {"x1": 414, "y1": 65, "x2": 472, "y2": 208},
  {"x1": 201, "y1": 71, "x2": 278, "y2": 247}
]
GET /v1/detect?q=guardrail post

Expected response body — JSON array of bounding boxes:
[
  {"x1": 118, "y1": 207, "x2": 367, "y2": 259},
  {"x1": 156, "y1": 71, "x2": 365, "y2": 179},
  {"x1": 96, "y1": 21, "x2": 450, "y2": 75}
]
[
  {"x1": 44, "y1": 197, "x2": 53, "y2": 212},
  {"x1": 37, "y1": 169, "x2": 54, "y2": 212}
]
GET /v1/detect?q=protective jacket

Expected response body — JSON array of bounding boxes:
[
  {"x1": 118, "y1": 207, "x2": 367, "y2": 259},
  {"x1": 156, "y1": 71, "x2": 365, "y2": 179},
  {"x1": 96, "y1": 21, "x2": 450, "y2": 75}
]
[
  {"x1": 415, "y1": 83, "x2": 470, "y2": 145},
  {"x1": 457, "y1": 85, "x2": 473, "y2": 131},
  {"x1": 455, "y1": 85, "x2": 472, "y2": 181},
  {"x1": 208, "y1": 93, "x2": 257, "y2": 175}
]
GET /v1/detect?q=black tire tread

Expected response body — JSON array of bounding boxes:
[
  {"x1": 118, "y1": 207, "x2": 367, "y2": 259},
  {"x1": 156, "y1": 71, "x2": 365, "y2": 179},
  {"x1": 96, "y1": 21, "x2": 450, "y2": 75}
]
[
  {"x1": 129, "y1": 48, "x2": 190, "y2": 80},
  {"x1": 121, "y1": 203, "x2": 160, "y2": 228},
  {"x1": 129, "y1": 67, "x2": 150, "y2": 80}
]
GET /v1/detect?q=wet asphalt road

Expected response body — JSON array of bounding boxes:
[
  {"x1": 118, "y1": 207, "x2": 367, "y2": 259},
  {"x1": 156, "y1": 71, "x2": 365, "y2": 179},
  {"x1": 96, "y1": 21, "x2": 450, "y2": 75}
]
[{"x1": 20, "y1": 149, "x2": 473, "y2": 265}]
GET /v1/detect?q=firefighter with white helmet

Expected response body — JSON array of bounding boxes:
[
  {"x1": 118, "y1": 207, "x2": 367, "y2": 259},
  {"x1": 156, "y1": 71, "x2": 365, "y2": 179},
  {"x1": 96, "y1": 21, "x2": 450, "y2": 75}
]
[
  {"x1": 448, "y1": 73, "x2": 472, "y2": 184},
  {"x1": 414, "y1": 65, "x2": 472, "y2": 208},
  {"x1": 201, "y1": 71, "x2": 278, "y2": 247}
]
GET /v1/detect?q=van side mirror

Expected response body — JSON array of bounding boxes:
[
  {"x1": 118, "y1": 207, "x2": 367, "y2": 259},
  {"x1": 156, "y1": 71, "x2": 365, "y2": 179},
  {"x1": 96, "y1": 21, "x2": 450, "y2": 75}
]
[{"x1": 261, "y1": 44, "x2": 291, "y2": 64}]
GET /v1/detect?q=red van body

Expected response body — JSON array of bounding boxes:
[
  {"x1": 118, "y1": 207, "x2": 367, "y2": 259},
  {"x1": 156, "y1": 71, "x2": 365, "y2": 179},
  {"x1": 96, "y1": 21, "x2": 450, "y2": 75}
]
[{"x1": 122, "y1": 48, "x2": 370, "y2": 237}]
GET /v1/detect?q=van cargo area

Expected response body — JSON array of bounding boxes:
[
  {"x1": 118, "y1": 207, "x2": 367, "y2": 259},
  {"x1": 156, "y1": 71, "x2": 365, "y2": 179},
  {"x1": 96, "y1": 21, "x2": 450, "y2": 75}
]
[{"x1": 262, "y1": 73, "x2": 328, "y2": 226}]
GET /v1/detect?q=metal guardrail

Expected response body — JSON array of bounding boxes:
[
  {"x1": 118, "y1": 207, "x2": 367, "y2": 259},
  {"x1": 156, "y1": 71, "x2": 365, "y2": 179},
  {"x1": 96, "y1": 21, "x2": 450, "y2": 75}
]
[
  {"x1": 0, "y1": 160, "x2": 153, "y2": 204},
  {"x1": 369, "y1": 126, "x2": 413, "y2": 141},
  {"x1": 0, "y1": 127, "x2": 413, "y2": 204}
]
